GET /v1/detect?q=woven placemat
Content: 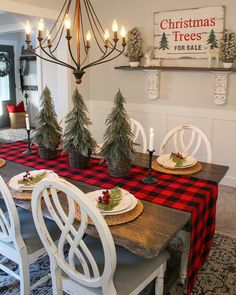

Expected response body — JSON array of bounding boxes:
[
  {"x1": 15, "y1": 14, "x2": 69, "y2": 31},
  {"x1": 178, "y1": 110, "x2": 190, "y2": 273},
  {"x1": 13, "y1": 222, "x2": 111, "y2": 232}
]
[
  {"x1": 75, "y1": 199, "x2": 144, "y2": 226},
  {"x1": 10, "y1": 188, "x2": 60, "y2": 200},
  {"x1": 152, "y1": 160, "x2": 202, "y2": 175},
  {"x1": 0, "y1": 158, "x2": 6, "y2": 168}
]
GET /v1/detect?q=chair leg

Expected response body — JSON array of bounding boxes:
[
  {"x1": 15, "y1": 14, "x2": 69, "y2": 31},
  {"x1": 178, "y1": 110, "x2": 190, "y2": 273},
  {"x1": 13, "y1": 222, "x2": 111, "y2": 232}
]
[
  {"x1": 155, "y1": 261, "x2": 167, "y2": 295},
  {"x1": 18, "y1": 255, "x2": 30, "y2": 295},
  {"x1": 51, "y1": 260, "x2": 63, "y2": 295}
]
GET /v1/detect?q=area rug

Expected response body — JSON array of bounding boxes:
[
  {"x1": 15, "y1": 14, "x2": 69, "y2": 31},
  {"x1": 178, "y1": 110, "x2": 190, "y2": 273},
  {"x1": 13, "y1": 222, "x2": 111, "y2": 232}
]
[
  {"x1": 0, "y1": 129, "x2": 35, "y2": 143},
  {"x1": 169, "y1": 232, "x2": 236, "y2": 295},
  {"x1": 0, "y1": 232, "x2": 235, "y2": 294}
]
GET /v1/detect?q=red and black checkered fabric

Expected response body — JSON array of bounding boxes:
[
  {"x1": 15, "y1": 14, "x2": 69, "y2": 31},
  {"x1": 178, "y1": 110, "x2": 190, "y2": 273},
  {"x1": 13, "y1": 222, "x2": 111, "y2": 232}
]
[{"x1": 0, "y1": 141, "x2": 218, "y2": 295}]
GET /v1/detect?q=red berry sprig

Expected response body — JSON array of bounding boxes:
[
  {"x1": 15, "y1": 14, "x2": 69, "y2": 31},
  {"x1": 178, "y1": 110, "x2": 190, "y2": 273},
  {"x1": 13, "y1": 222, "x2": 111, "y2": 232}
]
[
  {"x1": 175, "y1": 152, "x2": 184, "y2": 159},
  {"x1": 98, "y1": 190, "x2": 110, "y2": 205}
]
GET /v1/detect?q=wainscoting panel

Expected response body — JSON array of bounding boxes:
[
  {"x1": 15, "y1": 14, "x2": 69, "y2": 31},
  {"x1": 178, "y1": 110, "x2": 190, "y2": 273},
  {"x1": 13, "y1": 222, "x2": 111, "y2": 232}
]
[{"x1": 88, "y1": 100, "x2": 236, "y2": 187}]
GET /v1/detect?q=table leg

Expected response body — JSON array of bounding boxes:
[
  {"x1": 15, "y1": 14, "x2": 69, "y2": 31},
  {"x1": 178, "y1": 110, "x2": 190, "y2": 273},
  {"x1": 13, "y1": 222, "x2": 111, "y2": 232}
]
[{"x1": 176, "y1": 230, "x2": 190, "y2": 285}]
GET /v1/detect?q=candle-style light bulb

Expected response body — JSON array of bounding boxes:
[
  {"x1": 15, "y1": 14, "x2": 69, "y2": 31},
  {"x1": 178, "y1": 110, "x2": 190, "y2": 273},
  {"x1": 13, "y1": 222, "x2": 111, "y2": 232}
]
[
  {"x1": 64, "y1": 14, "x2": 71, "y2": 29},
  {"x1": 120, "y1": 25, "x2": 126, "y2": 45},
  {"x1": 25, "y1": 113, "x2": 30, "y2": 131},
  {"x1": 86, "y1": 31, "x2": 91, "y2": 47},
  {"x1": 38, "y1": 18, "x2": 45, "y2": 31},
  {"x1": 38, "y1": 18, "x2": 44, "y2": 40},
  {"x1": 25, "y1": 20, "x2": 31, "y2": 43},
  {"x1": 46, "y1": 29, "x2": 51, "y2": 45},
  {"x1": 25, "y1": 20, "x2": 31, "y2": 35},
  {"x1": 104, "y1": 29, "x2": 110, "y2": 40},
  {"x1": 112, "y1": 19, "x2": 118, "y2": 40}
]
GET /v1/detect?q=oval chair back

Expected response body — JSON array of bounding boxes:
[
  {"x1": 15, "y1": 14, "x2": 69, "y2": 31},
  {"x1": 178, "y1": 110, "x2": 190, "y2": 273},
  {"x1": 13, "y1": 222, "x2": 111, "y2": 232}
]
[
  {"x1": 32, "y1": 178, "x2": 117, "y2": 294},
  {"x1": 159, "y1": 124, "x2": 212, "y2": 163},
  {"x1": 130, "y1": 118, "x2": 147, "y2": 153}
]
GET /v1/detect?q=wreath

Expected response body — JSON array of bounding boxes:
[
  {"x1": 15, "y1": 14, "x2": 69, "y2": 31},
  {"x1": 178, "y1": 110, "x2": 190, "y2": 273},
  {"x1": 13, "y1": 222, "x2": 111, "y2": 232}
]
[{"x1": 0, "y1": 53, "x2": 10, "y2": 77}]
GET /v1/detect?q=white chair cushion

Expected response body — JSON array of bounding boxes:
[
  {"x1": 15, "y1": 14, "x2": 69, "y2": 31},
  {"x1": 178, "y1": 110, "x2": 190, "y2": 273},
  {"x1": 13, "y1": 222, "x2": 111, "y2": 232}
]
[{"x1": 63, "y1": 236, "x2": 170, "y2": 295}]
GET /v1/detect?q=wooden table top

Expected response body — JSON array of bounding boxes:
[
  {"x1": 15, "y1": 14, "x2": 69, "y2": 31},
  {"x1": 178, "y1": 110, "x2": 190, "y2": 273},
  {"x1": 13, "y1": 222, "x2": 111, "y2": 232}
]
[{"x1": 0, "y1": 154, "x2": 228, "y2": 258}]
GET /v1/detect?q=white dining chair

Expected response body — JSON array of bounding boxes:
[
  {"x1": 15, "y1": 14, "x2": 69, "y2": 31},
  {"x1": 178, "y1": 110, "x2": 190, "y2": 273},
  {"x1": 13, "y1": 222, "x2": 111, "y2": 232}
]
[
  {"x1": 0, "y1": 176, "x2": 61, "y2": 295},
  {"x1": 159, "y1": 124, "x2": 212, "y2": 163},
  {"x1": 130, "y1": 118, "x2": 148, "y2": 153},
  {"x1": 160, "y1": 124, "x2": 212, "y2": 285},
  {"x1": 32, "y1": 178, "x2": 170, "y2": 295}
]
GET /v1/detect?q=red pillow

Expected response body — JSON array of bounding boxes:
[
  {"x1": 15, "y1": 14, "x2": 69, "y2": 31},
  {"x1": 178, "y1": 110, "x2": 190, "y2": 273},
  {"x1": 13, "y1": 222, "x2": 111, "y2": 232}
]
[{"x1": 6, "y1": 101, "x2": 25, "y2": 113}]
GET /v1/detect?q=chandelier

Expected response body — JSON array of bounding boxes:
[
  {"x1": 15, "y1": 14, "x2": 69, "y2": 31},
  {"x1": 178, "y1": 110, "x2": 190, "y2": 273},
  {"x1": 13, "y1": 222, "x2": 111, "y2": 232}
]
[{"x1": 25, "y1": 0, "x2": 126, "y2": 84}]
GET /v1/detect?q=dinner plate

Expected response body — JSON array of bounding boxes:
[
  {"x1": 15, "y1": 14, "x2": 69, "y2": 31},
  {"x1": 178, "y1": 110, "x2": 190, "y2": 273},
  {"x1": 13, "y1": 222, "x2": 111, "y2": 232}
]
[
  {"x1": 85, "y1": 189, "x2": 136, "y2": 215},
  {"x1": 9, "y1": 170, "x2": 59, "y2": 192},
  {"x1": 157, "y1": 154, "x2": 197, "y2": 169}
]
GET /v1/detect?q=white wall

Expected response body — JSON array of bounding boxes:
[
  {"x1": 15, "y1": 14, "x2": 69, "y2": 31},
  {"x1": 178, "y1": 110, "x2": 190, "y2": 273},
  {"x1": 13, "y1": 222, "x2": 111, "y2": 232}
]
[{"x1": 87, "y1": 0, "x2": 236, "y2": 187}]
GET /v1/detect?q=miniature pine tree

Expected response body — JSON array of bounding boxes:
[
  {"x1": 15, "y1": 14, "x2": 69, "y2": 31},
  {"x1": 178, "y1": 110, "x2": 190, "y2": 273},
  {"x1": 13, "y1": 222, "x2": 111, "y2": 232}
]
[
  {"x1": 33, "y1": 86, "x2": 61, "y2": 150},
  {"x1": 159, "y1": 32, "x2": 169, "y2": 50},
  {"x1": 220, "y1": 30, "x2": 236, "y2": 62},
  {"x1": 102, "y1": 89, "x2": 134, "y2": 167},
  {"x1": 62, "y1": 88, "x2": 97, "y2": 156},
  {"x1": 207, "y1": 29, "x2": 219, "y2": 49},
  {"x1": 125, "y1": 27, "x2": 143, "y2": 60}
]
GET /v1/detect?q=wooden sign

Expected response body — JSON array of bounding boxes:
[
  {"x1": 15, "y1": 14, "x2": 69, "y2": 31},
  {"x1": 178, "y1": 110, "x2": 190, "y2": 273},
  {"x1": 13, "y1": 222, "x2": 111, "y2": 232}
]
[{"x1": 154, "y1": 6, "x2": 224, "y2": 59}]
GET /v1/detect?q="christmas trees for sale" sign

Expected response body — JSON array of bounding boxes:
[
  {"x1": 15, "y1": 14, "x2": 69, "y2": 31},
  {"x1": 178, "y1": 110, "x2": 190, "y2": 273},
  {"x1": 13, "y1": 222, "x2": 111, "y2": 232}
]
[{"x1": 154, "y1": 6, "x2": 224, "y2": 59}]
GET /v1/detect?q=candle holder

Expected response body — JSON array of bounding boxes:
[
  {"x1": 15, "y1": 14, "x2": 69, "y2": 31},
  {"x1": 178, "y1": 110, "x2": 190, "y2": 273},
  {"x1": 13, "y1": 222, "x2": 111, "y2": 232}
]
[
  {"x1": 141, "y1": 149, "x2": 158, "y2": 184},
  {"x1": 23, "y1": 129, "x2": 36, "y2": 155}
]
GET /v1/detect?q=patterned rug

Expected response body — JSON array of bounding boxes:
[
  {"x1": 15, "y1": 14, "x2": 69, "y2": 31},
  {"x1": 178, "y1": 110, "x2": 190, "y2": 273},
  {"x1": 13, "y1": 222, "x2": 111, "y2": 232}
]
[
  {"x1": 169, "y1": 232, "x2": 236, "y2": 295},
  {"x1": 0, "y1": 232, "x2": 235, "y2": 294}
]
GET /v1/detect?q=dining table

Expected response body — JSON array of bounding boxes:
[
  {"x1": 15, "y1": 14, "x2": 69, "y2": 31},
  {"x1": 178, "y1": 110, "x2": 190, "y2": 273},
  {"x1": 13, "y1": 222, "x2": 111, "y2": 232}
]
[{"x1": 0, "y1": 141, "x2": 229, "y2": 294}]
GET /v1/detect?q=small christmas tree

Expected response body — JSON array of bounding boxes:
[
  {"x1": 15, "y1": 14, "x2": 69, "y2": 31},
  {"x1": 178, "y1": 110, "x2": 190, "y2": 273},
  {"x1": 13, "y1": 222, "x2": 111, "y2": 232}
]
[
  {"x1": 102, "y1": 89, "x2": 134, "y2": 168},
  {"x1": 62, "y1": 88, "x2": 97, "y2": 157},
  {"x1": 33, "y1": 86, "x2": 61, "y2": 151},
  {"x1": 125, "y1": 27, "x2": 143, "y2": 61},
  {"x1": 159, "y1": 32, "x2": 169, "y2": 50},
  {"x1": 220, "y1": 30, "x2": 236, "y2": 62},
  {"x1": 207, "y1": 29, "x2": 219, "y2": 49}
]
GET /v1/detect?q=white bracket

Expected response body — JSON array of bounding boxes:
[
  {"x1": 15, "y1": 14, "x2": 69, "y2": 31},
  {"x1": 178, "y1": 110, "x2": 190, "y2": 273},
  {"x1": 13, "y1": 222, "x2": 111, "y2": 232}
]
[
  {"x1": 212, "y1": 71, "x2": 231, "y2": 105},
  {"x1": 143, "y1": 70, "x2": 162, "y2": 100}
]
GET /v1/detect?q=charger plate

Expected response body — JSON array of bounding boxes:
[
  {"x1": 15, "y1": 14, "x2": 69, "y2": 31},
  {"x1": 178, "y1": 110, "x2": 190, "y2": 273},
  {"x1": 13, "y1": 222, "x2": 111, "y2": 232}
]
[
  {"x1": 75, "y1": 199, "x2": 144, "y2": 226},
  {"x1": 10, "y1": 187, "x2": 61, "y2": 200},
  {"x1": 152, "y1": 160, "x2": 202, "y2": 175},
  {"x1": 0, "y1": 158, "x2": 6, "y2": 168}
]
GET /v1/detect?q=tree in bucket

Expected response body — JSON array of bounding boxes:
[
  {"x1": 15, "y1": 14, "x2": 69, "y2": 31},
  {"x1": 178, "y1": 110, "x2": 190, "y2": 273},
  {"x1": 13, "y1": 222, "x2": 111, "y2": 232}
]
[
  {"x1": 102, "y1": 89, "x2": 134, "y2": 177},
  {"x1": 33, "y1": 86, "x2": 61, "y2": 159},
  {"x1": 62, "y1": 88, "x2": 97, "y2": 169},
  {"x1": 125, "y1": 27, "x2": 143, "y2": 67}
]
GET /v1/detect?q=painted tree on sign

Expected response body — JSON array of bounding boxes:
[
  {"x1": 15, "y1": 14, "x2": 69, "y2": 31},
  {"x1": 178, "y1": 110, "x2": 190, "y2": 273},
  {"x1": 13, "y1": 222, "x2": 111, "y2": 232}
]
[
  {"x1": 207, "y1": 29, "x2": 219, "y2": 49},
  {"x1": 159, "y1": 32, "x2": 169, "y2": 50}
]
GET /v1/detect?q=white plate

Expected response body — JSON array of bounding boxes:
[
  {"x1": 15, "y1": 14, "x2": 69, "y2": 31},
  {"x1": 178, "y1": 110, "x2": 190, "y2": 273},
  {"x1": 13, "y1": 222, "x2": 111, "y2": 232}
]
[
  {"x1": 85, "y1": 189, "x2": 134, "y2": 214},
  {"x1": 157, "y1": 154, "x2": 197, "y2": 169},
  {"x1": 9, "y1": 170, "x2": 59, "y2": 192},
  {"x1": 103, "y1": 192, "x2": 138, "y2": 216}
]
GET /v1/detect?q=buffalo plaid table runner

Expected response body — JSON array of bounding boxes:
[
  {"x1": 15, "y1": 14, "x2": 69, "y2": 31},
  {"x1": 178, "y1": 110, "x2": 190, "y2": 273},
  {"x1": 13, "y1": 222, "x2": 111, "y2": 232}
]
[{"x1": 0, "y1": 141, "x2": 218, "y2": 295}]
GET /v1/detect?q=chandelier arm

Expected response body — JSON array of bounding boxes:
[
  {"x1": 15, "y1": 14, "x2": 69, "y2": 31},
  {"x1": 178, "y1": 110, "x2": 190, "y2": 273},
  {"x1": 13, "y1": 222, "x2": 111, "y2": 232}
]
[
  {"x1": 81, "y1": 45, "x2": 108, "y2": 67},
  {"x1": 81, "y1": 43, "x2": 119, "y2": 71},
  {"x1": 83, "y1": 0, "x2": 106, "y2": 54},
  {"x1": 26, "y1": 45, "x2": 76, "y2": 70},
  {"x1": 67, "y1": 39, "x2": 80, "y2": 68},
  {"x1": 79, "y1": 2, "x2": 88, "y2": 54},
  {"x1": 49, "y1": 47, "x2": 77, "y2": 69},
  {"x1": 84, "y1": 0, "x2": 106, "y2": 46},
  {"x1": 82, "y1": 46, "x2": 125, "y2": 70},
  {"x1": 33, "y1": 0, "x2": 69, "y2": 51}
]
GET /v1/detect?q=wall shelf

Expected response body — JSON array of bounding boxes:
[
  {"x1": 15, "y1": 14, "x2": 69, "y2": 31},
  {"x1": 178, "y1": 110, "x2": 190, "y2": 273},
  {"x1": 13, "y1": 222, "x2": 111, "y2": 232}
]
[
  {"x1": 22, "y1": 85, "x2": 38, "y2": 91},
  {"x1": 115, "y1": 65, "x2": 236, "y2": 72},
  {"x1": 20, "y1": 55, "x2": 36, "y2": 61},
  {"x1": 114, "y1": 66, "x2": 234, "y2": 105}
]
